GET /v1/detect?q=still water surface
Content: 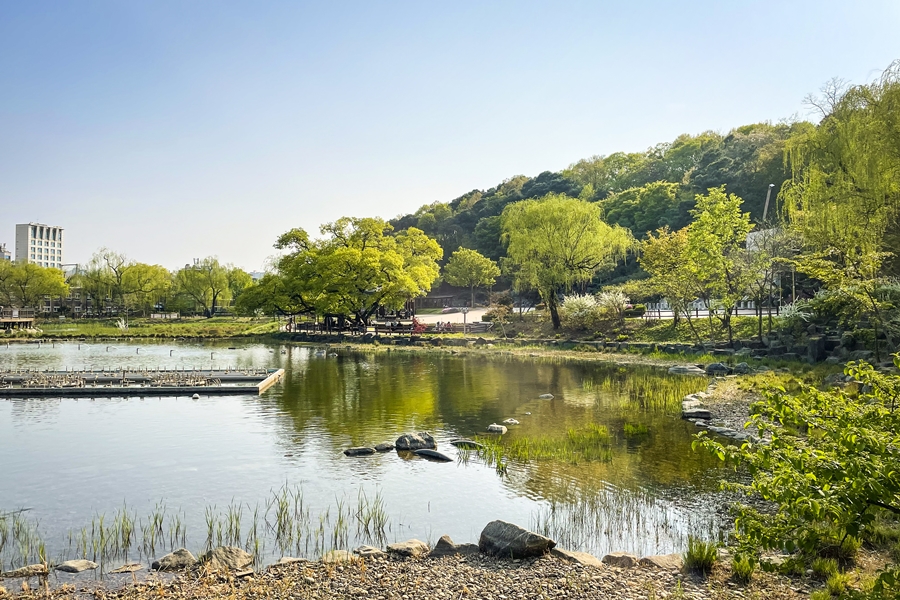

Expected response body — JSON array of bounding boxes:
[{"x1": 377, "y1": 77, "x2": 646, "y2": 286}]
[{"x1": 0, "y1": 340, "x2": 727, "y2": 569}]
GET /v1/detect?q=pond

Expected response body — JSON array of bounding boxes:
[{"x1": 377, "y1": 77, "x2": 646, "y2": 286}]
[{"x1": 0, "y1": 340, "x2": 728, "y2": 573}]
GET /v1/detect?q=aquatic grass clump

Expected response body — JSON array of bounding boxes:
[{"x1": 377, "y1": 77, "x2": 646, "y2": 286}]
[
  {"x1": 476, "y1": 423, "x2": 612, "y2": 467},
  {"x1": 683, "y1": 535, "x2": 717, "y2": 575},
  {"x1": 623, "y1": 422, "x2": 649, "y2": 437},
  {"x1": 0, "y1": 511, "x2": 46, "y2": 571}
]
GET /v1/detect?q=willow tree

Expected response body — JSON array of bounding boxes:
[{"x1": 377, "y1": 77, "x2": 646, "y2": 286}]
[
  {"x1": 782, "y1": 62, "x2": 900, "y2": 355},
  {"x1": 500, "y1": 193, "x2": 633, "y2": 328}
]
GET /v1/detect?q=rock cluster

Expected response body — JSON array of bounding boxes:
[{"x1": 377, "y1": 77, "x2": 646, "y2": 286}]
[{"x1": 681, "y1": 385, "x2": 758, "y2": 443}]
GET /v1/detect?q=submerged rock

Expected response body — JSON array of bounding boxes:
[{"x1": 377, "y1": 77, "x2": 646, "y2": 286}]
[
  {"x1": 201, "y1": 546, "x2": 253, "y2": 571},
  {"x1": 152, "y1": 548, "x2": 197, "y2": 571},
  {"x1": 109, "y1": 563, "x2": 144, "y2": 574},
  {"x1": 478, "y1": 520, "x2": 555, "y2": 559},
  {"x1": 486, "y1": 424, "x2": 508, "y2": 434},
  {"x1": 343, "y1": 447, "x2": 376, "y2": 456},
  {"x1": 502, "y1": 418, "x2": 519, "y2": 425},
  {"x1": 668, "y1": 365, "x2": 706, "y2": 376},
  {"x1": 55, "y1": 559, "x2": 98, "y2": 573},
  {"x1": 0, "y1": 564, "x2": 48, "y2": 578},
  {"x1": 395, "y1": 432, "x2": 436, "y2": 451},
  {"x1": 374, "y1": 442, "x2": 395, "y2": 452},
  {"x1": 413, "y1": 449, "x2": 452, "y2": 462},
  {"x1": 450, "y1": 439, "x2": 484, "y2": 449}
]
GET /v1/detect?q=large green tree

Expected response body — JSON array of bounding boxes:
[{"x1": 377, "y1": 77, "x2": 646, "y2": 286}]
[
  {"x1": 274, "y1": 218, "x2": 442, "y2": 326},
  {"x1": 685, "y1": 186, "x2": 755, "y2": 343},
  {"x1": 122, "y1": 263, "x2": 173, "y2": 316},
  {"x1": 174, "y1": 257, "x2": 231, "y2": 317},
  {"x1": 0, "y1": 262, "x2": 69, "y2": 308},
  {"x1": 500, "y1": 194, "x2": 634, "y2": 328},
  {"x1": 443, "y1": 247, "x2": 500, "y2": 309}
]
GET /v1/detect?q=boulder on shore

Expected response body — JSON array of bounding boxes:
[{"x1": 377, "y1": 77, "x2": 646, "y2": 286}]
[
  {"x1": 55, "y1": 559, "x2": 98, "y2": 573},
  {"x1": 428, "y1": 535, "x2": 458, "y2": 558},
  {"x1": 550, "y1": 548, "x2": 603, "y2": 567},
  {"x1": 387, "y1": 539, "x2": 430, "y2": 558},
  {"x1": 200, "y1": 546, "x2": 253, "y2": 571},
  {"x1": 354, "y1": 545, "x2": 385, "y2": 558},
  {"x1": 395, "y1": 432, "x2": 436, "y2": 451},
  {"x1": 639, "y1": 553, "x2": 683, "y2": 570},
  {"x1": 682, "y1": 408, "x2": 713, "y2": 420},
  {"x1": 478, "y1": 520, "x2": 556, "y2": 559},
  {"x1": 152, "y1": 548, "x2": 197, "y2": 571},
  {"x1": 602, "y1": 552, "x2": 639, "y2": 568},
  {"x1": 706, "y1": 362, "x2": 731, "y2": 376}
]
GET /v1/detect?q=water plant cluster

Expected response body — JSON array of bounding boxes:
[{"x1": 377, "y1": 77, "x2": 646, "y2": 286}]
[{"x1": 0, "y1": 486, "x2": 391, "y2": 573}]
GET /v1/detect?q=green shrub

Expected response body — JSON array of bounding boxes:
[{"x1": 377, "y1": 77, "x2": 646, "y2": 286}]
[
  {"x1": 731, "y1": 554, "x2": 755, "y2": 584},
  {"x1": 825, "y1": 571, "x2": 850, "y2": 596},
  {"x1": 812, "y1": 557, "x2": 839, "y2": 579},
  {"x1": 683, "y1": 536, "x2": 717, "y2": 575},
  {"x1": 809, "y1": 591, "x2": 831, "y2": 600}
]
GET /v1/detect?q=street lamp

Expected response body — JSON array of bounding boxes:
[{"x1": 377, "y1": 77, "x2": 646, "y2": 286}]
[
  {"x1": 460, "y1": 306, "x2": 469, "y2": 336},
  {"x1": 762, "y1": 183, "x2": 775, "y2": 222}
]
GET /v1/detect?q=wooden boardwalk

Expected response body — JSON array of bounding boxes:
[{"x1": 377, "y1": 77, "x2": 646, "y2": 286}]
[{"x1": 0, "y1": 368, "x2": 285, "y2": 398}]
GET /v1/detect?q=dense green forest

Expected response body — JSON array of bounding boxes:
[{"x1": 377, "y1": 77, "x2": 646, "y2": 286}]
[{"x1": 390, "y1": 121, "x2": 805, "y2": 266}]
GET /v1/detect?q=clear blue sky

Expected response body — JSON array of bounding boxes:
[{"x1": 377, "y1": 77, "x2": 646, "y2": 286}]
[{"x1": 1, "y1": 1, "x2": 898, "y2": 271}]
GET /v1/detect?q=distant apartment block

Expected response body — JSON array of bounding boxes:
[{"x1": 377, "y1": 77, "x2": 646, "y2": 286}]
[
  {"x1": 15, "y1": 222, "x2": 64, "y2": 268},
  {"x1": 0, "y1": 242, "x2": 11, "y2": 262}
]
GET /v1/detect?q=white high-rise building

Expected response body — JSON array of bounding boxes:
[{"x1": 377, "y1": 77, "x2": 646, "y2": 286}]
[{"x1": 15, "y1": 223, "x2": 65, "y2": 269}]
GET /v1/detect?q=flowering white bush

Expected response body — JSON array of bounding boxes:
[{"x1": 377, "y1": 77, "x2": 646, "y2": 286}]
[
  {"x1": 596, "y1": 290, "x2": 629, "y2": 318},
  {"x1": 560, "y1": 294, "x2": 600, "y2": 330}
]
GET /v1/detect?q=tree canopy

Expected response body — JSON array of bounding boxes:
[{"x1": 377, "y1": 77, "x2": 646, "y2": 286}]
[
  {"x1": 443, "y1": 247, "x2": 500, "y2": 308},
  {"x1": 501, "y1": 193, "x2": 634, "y2": 328},
  {"x1": 264, "y1": 218, "x2": 442, "y2": 325}
]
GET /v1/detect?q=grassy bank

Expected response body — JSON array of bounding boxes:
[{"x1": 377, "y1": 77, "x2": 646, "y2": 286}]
[{"x1": 25, "y1": 317, "x2": 281, "y2": 339}]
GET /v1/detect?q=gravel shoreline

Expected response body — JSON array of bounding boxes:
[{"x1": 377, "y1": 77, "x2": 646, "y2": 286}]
[{"x1": 2, "y1": 553, "x2": 815, "y2": 600}]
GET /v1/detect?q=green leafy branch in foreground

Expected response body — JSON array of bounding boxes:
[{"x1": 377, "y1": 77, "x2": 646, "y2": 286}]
[{"x1": 694, "y1": 358, "x2": 900, "y2": 596}]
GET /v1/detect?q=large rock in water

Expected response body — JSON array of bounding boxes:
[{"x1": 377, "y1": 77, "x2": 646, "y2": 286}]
[
  {"x1": 152, "y1": 548, "x2": 197, "y2": 571},
  {"x1": 343, "y1": 447, "x2": 376, "y2": 456},
  {"x1": 478, "y1": 520, "x2": 556, "y2": 559},
  {"x1": 201, "y1": 546, "x2": 253, "y2": 571},
  {"x1": 395, "y1": 432, "x2": 436, "y2": 451},
  {"x1": 55, "y1": 559, "x2": 98, "y2": 573}
]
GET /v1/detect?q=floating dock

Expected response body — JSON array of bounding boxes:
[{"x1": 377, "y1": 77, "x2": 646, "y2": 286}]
[{"x1": 0, "y1": 368, "x2": 285, "y2": 398}]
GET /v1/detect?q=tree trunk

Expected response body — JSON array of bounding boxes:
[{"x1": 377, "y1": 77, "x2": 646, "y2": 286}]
[
  {"x1": 470, "y1": 285, "x2": 475, "y2": 310},
  {"x1": 546, "y1": 291, "x2": 561, "y2": 329}
]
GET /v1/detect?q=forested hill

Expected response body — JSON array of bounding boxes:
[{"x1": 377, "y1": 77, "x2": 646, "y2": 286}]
[{"x1": 389, "y1": 121, "x2": 811, "y2": 262}]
